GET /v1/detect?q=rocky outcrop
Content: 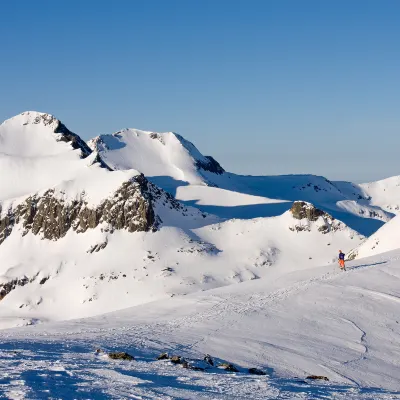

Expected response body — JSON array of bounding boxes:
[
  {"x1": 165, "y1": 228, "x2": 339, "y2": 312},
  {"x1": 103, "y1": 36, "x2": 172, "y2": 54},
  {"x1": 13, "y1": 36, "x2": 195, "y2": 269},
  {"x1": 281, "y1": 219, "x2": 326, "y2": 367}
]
[
  {"x1": 108, "y1": 351, "x2": 135, "y2": 361},
  {"x1": 248, "y1": 368, "x2": 266, "y2": 376},
  {"x1": 306, "y1": 375, "x2": 329, "y2": 381},
  {"x1": 0, "y1": 174, "x2": 158, "y2": 244},
  {"x1": 0, "y1": 276, "x2": 30, "y2": 300},
  {"x1": 157, "y1": 353, "x2": 169, "y2": 360},
  {"x1": 218, "y1": 362, "x2": 239, "y2": 372},
  {"x1": 289, "y1": 201, "x2": 342, "y2": 234},
  {"x1": 290, "y1": 201, "x2": 326, "y2": 221}
]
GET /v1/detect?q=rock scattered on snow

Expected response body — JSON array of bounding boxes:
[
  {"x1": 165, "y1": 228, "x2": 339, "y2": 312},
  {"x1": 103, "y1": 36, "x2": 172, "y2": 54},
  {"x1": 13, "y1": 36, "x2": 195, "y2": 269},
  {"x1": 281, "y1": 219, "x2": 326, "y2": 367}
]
[
  {"x1": 204, "y1": 354, "x2": 214, "y2": 366},
  {"x1": 248, "y1": 367, "x2": 266, "y2": 375},
  {"x1": 170, "y1": 355, "x2": 184, "y2": 364},
  {"x1": 157, "y1": 352, "x2": 169, "y2": 360},
  {"x1": 108, "y1": 351, "x2": 135, "y2": 361},
  {"x1": 306, "y1": 375, "x2": 329, "y2": 381},
  {"x1": 218, "y1": 362, "x2": 239, "y2": 372}
]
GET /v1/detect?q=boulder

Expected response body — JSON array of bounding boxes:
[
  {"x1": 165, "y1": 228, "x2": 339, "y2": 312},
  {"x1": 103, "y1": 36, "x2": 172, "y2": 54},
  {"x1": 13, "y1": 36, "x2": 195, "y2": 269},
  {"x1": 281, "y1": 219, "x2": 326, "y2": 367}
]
[
  {"x1": 306, "y1": 375, "x2": 329, "y2": 381},
  {"x1": 204, "y1": 354, "x2": 214, "y2": 366},
  {"x1": 157, "y1": 352, "x2": 169, "y2": 360},
  {"x1": 218, "y1": 363, "x2": 239, "y2": 372},
  {"x1": 248, "y1": 368, "x2": 266, "y2": 376},
  {"x1": 170, "y1": 355, "x2": 184, "y2": 364},
  {"x1": 108, "y1": 352, "x2": 135, "y2": 361}
]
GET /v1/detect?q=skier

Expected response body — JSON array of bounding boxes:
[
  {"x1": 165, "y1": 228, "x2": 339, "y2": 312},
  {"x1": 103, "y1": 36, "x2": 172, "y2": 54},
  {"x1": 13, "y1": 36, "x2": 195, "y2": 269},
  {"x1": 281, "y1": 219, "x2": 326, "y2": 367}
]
[{"x1": 338, "y1": 250, "x2": 346, "y2": 271}]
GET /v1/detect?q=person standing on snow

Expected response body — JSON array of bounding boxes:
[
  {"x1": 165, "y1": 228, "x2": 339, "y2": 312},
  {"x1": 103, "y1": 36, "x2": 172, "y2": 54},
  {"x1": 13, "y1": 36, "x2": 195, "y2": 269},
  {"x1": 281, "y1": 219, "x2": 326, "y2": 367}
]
[{"x1": 338, "y1": 250, "x2": 346, "y2": 271}]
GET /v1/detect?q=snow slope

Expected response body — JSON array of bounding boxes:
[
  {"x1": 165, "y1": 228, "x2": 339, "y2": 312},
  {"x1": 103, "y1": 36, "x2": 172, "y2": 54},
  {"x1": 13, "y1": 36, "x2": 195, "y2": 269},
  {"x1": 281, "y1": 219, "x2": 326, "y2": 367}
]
[
  {"x1": 361, "y1": 175, "x2": 400, "y2": 214},
  {"x1": 0, "y1": 250, "x2": 399, "y2": 398},
  {"x1": 348, "y1": 214, "x2": 400, "y2": 259}
]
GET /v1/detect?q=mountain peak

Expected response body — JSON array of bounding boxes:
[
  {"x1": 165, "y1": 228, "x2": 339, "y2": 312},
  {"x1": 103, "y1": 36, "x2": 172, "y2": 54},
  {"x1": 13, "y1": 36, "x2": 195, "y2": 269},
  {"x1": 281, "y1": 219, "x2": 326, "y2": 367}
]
[
  {"x1": 1, "y1": 111, "x2": 92, "y2": 159},
  {"x1": 3, "y1": 111, "x2": 59, "y2": 129},
  {"x1": 88, "y1": 128, "x2": 225, "y2": 188}
]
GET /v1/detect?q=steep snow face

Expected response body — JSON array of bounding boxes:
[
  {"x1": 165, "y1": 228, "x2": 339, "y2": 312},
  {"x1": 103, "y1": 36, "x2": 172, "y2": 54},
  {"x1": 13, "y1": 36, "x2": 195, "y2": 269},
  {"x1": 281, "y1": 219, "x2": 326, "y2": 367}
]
[
  {"x1": 88, "y1": 129, "x2": 224, "y2": 188},
  {"x1": 348, "y1": 214, "x2": 400, "y2": 259}
]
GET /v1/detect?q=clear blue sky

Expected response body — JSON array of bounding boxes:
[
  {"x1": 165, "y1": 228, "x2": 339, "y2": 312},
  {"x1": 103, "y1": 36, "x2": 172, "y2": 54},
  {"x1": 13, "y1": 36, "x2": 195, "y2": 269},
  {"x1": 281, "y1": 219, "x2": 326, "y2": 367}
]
[{"x1": 1, "y1": 0, "x2": 399, "y2": 182}]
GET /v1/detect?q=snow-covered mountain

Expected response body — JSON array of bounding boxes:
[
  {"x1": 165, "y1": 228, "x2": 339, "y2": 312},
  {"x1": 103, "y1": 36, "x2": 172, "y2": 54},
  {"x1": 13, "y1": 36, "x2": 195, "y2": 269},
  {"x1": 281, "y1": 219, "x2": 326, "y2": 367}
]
[
  {"x1": 0, "y1": 112, "x2": 400, "y2": 398},
  {"x1": 90, "y1": 128, "x2": 394, "y2": 237},
  {"x1": 0, "y1": 111, "x2": 395, "y2": 327}
]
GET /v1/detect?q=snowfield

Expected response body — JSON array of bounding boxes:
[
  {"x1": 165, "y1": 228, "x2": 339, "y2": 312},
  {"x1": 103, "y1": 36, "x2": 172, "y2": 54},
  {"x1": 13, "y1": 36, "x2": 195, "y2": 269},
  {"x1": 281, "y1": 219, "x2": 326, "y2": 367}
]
[
  {"x1": 0, "y1": 111, "x2": 399, "y2": 398},
  {"x1": 0, "y1": 251, "x2": 399, "y2": 399}
]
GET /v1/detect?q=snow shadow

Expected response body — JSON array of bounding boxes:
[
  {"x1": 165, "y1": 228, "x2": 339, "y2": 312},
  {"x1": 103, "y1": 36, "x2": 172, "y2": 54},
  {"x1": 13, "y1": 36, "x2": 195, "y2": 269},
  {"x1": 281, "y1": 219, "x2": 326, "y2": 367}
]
[
  {"x1": 148, "y1": 176, "x2": 189, "y2": 197},
  {"x1": 349, "y1": 261, "x2": 388, "y2": 271},
  {"x1": 327, "y1": 210, "x2": 385, "y2": 237},
  {"x1": 99, "y1": 134, "x2": 127, "y2": 150},
  {"x1": 147, "y1": 176, "x2": 385, "y2": 235},
  {"x1": 184, "y1": 200, "x2": 293, "y2": 220}
]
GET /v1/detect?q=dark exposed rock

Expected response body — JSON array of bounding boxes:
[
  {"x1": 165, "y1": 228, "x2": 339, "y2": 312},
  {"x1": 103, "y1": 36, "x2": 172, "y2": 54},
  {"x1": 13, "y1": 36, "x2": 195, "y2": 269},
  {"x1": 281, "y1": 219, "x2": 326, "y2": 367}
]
[
  {"x1": 181, "y1": 361, "x2": 205, "y2": 371},
  {"x1": 88, "y1": 152, "x2": 113, "y2": 171},
  {"x1": 204, "y1": 354, "x2": 214, "y2": 366},
  {"x1": 196, "y1": 156, "x2": 225, "y2": 175},
  {"x1": 170, "y1": 355, "x2": 184, "y2": 364},
  {"x1": 39, "y1": 277, "x2": 49, "y2": 285},
  {"x1": 53, "y1": 122, "x2": 92, "y2": 158},
  {"x1": 108, "y1": 352, "x2": 135, "y2": 361},
  {"x1": 157, "y1": 352, "x2": 169, "y2": 360},
  {"x1": 0, "y1": 207, "x2": 14, "y2": 244},
  {"x1": 87, "y1": 239, "x2": 108, "y2": 254},
  {"x1": 0, "y1": 276, "x2": 30, "y2": 300},
  {"x1": 218, "y1": 363, "x2": 239, "y2": 372},
  {"x1": 0, "y1": 175, "x2": 159, "y2": 244},
  {"x1": 306, "y1": 375, "x2": 329, "y2": 381},
  {"x1": 248, "y1": 368, "x2": 266, "y2": 375}
]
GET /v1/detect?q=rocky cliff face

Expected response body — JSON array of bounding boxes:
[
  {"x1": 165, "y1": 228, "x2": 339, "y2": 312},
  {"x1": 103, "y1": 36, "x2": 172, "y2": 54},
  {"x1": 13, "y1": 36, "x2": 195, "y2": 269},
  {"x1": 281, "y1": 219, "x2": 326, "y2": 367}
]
[{"x1": 0, "y1": 174, "x2": 158, "y2": 244}]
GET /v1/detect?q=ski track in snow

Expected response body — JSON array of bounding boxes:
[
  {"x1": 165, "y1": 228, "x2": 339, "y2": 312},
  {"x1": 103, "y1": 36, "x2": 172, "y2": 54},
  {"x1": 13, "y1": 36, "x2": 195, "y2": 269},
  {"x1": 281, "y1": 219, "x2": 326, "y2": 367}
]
[{"x1": 0, "y1": 257, "x2": 399, "y2": 399}]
